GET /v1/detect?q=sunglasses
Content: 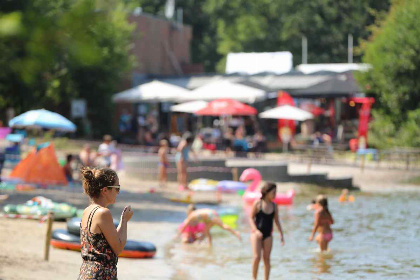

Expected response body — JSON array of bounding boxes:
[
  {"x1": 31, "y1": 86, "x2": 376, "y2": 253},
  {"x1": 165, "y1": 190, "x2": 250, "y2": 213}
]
[{"x1": 107, "y1": 185, "x2": 120, "y2": 193}]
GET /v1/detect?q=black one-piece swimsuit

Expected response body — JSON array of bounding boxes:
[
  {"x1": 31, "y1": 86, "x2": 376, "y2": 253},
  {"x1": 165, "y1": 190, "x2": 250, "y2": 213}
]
[{"x1": 255, "y1": 200, "x2": 275, "y2": 240}]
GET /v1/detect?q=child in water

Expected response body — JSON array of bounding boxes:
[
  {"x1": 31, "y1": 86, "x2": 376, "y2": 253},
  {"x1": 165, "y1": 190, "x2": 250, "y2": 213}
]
[
  {"x1": 177, "y1": 204, "x2": 241, "y2": 247},
  {"x1": 338, "y1": 188, "x2": 355, "y2": 202},
  {"x1": 158, "y1": 139, "x2": 169, "y2": 188},
  {"x1": 309, "y1": 195, "x2": 334, "y2": 251},
  {"x1": 250, "y1": 182, "x2": 285, "y2": 280}
]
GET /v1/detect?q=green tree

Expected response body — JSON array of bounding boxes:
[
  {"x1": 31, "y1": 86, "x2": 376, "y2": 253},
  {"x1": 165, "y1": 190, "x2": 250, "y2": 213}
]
[
  {"x1": 0, "y1": 0, "x2": 134, "y2": 136},
  {"x1": 357, "y1": 0, "x2": 420, "y2": 148}
]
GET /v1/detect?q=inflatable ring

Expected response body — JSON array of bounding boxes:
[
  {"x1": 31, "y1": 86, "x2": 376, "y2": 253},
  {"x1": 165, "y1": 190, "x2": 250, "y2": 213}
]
[
  {"x1": 51, "y1": 229, "x2": 156, "y2": 258},
  {"x1": 67, "y1": 217, "x2": 119, "y2": 236},
  {"x1": 217, "y1": 181, "x2": 247, "y2": 193},
  {"x1": 188, "y1": 179, "x2": 218, "y2": 192}
]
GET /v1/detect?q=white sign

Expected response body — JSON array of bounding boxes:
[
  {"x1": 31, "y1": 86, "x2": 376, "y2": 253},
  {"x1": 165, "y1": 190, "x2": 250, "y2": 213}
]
[{"x1": 71, "y1": 99, "x2": 87, "y2": 118}]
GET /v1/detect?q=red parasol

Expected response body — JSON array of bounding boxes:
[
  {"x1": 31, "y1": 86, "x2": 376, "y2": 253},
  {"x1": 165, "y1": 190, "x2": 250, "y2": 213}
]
[{"x1": 195, "y1": 98, "x2": 257, "y2": 116}]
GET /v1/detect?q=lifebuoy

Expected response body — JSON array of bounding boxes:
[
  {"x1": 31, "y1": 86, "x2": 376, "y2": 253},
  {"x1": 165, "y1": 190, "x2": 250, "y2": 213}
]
[{"x1": 51, "y1": 229, "x2": 156, "y2": 258}]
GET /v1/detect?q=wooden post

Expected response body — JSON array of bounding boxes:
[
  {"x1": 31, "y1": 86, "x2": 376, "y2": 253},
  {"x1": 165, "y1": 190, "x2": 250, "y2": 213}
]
[
  {"x1": 360, "y1": 154, "x2": 365, "y2": 173},
  {"x1": 44, "y1": 211, "x2": 54, "y2": 261},
  {"x1": 232, "y1": 168, "x2": 238, "y2": 181}
]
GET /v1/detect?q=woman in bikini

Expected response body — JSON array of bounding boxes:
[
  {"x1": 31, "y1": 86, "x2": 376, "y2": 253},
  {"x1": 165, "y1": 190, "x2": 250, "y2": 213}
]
[
  {"x1": 250, "y1": 182, "x2": 285, "y2": 280},
  {"x1": 309, "y1": 195, "x2": 334, "y2": 252},
  {"x1": 177, "y1": 204, "x2": 241, "y2": 247},
  {"x1": 78, "y1": 167, "x2": 133, "y2": 280}
]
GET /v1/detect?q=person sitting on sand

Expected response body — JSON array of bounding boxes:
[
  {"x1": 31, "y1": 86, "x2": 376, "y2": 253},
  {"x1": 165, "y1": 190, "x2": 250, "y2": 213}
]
[
  {"x1": 250, "y1": 182, "x2": 285, "y2": 280},
  {"x1": 177, "y1": 204, "x2": 241, "y2": 247},
  {"x1": 309, "y1": 195, "x2": 334, "y2": 252},
  {"x1": 78, "y1": 167, "x2": 133, "y2": 280}
]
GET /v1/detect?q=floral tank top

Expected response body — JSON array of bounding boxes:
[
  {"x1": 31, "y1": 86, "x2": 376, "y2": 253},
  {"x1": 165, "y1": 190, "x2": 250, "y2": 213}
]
[{"x1": 78, "y1": 206, "x2": 118, "y2": 280}]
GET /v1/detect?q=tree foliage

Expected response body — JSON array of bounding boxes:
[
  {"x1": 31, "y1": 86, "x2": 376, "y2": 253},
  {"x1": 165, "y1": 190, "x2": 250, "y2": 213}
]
[
  {"x1": 357, "y1": 0, "x2": 420, "y2": 148},
  {"x1": 0, "y1": 0, "x2": 134, "y2": 137},
  {"x1": 133, "y1": 0, "x2": 390, "y2": 72}
]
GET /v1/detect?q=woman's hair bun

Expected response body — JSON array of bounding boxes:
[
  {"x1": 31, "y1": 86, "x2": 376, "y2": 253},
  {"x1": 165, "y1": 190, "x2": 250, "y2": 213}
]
[{"x1": 81, "y1": 167, "x2": 95, "y2": 181}]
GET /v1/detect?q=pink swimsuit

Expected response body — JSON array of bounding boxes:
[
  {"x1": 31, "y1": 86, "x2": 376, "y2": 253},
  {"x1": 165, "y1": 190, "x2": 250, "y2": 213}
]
[{"x1": 321, "y1": 232, "x2": 333, "y2": 242}]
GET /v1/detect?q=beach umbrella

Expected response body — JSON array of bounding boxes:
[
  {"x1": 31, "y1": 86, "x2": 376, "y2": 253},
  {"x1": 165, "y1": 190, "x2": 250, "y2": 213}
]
[
  {"x1": 259, "y1": 105, "x2": 314, "y2": 121},
  {"x1": 9, "y1": 109, "x2": 76, "y2": 132},
  {"x1": 170, "y1": 101, "x2": 208, "y2": 114},
  {"x1": 180, "y1": 81, "x2": 266, "y2": 103},
  {"x1": 195, "y1": 98, "x2": 257, "y2": 116},
  {"x1": 112, "y1": 80, "x2": 190, "y2": 103}
]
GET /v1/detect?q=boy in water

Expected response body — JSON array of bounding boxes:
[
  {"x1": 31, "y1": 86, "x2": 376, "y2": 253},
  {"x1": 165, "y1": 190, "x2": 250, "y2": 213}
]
[{"x1": 158, "y1": 139, "x2": 169, "y2": 188}]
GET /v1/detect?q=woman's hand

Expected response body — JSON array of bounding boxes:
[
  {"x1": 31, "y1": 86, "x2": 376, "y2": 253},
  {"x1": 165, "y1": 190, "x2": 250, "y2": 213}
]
[
  {"x1": 121, "y1": 205, "x2": 133, "y2": 222},
  {"x1": 308, "y1": 236, "x2": 313, "y2": 242},
  {"x1": 280, "y1": 236, "x2": 285, "y2": 246}
]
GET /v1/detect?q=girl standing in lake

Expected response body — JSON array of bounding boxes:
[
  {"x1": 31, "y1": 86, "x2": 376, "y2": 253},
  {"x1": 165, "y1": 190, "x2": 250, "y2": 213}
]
[
  {"x1": 309, "y1": 195, "x2": 334, "y2": 251},
  {"x1": 250, "y1": 182, "x2": 285, "y2": 280}
]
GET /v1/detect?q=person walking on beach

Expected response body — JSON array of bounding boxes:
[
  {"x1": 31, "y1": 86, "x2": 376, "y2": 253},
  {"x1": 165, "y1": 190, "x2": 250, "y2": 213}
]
[
  {"x1": 78, "y1": 167, "x2": 133, "y2": 280},
  {"x1": 309, "y1": 195, "x2": 334, "y2": 252},
  {"x1": 175, "y1": 132, "x2": 196, "y2": 190},
  {"x1": 177, "y1": 204, "x2": 241, "y2": 247},
  {"x1": 249, "y1": 182, "x2": 285, "y2": 280},
  {"x1": 158, "y1": 139, "x2": 169, "y2": 188}
]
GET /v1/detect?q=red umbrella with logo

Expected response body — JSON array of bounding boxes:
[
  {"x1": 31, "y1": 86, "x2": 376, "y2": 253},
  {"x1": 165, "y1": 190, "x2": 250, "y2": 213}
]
[{"x1": 195, "y1": 98, "x2": 257, "y2": 116}]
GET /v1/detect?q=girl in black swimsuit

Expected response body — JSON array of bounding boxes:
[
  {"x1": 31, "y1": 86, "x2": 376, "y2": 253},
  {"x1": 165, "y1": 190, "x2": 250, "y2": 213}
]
[{"x1": 249, "y1": 182, "x2": 285, "y2": 280}]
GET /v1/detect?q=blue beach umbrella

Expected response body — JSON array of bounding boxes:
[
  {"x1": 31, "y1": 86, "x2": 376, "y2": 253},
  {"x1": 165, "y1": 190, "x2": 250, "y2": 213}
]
[{"x1": 9, "y1": 109, "x2": 76, "y2": 132}]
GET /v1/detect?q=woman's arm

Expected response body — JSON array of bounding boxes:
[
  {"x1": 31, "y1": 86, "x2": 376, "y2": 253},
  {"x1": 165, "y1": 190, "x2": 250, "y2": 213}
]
[
  {"x1": 329, "y1": 212, "x2": 334, "y2": 224},
  {"x1": 177, "y1": 140, "x2": 186, "y2": 153},
  {"x1": 309, "y1": 211, "x2": 320, "y2": 241},
  {"x1": 97, "y1": 209, "x2": 127, "y2": 255},
  {"x1": 274, "y1": 204, "x2": 285, "y2": 245},
  {"x1": 205, "y1": 226, "x2": 212, "y2": 247},
  {"x1": 248, "y1": 201, "x2": 259, "y2": 232}
]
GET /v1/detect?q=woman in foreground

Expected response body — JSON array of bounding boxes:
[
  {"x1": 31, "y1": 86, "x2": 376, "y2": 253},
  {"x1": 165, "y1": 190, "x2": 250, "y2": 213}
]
[
  {"x1": 309, "y1": 195, "x2": 334, "y2": 252},
  {"x1": 78, "y1": 167, "x2": 133, "y2": 280}
]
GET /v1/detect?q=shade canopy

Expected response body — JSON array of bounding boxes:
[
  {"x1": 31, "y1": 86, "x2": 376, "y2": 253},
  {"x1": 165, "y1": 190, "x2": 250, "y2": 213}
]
[
  {"x1": 9, "y1": 109, "x2": 76, "y2": 132},
  {"x1": 112, "y1": 80, "x2": 190, "y2": 103},
  {"x1": 195, "y1": 98, "x2": 257, "y2": 116},
  {"x1": 180, "y1": 81, "x2": 266, "y2": 103},
  {"x1": 170, "y1": 101, "x2": 208, "y2": 113},
  {"x1": 259, "y1": 105, "x2": 314, "y2": 121}
]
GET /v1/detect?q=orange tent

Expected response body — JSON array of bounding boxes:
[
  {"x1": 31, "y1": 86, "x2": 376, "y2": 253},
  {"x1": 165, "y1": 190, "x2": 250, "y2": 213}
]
[{"x1": 9, "y1": 143, "x2": 67, "y2": 185}]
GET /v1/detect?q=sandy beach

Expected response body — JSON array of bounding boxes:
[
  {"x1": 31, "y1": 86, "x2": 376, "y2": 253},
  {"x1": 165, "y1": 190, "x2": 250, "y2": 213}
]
[{"x1": 0, "y1": 155, "x2": 418, "y2": 280}]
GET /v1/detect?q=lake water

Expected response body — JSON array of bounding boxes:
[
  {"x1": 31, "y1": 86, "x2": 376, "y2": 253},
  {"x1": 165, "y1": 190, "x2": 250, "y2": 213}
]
[{"x1": 166, "y1": 190, "x2": 420, "y2": 279}]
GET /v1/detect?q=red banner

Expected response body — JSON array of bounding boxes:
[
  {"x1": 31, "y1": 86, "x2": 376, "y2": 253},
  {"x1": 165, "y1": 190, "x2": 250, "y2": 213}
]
[{"x1": 277, "y1": 91, "x2": 296, "y2": 142}]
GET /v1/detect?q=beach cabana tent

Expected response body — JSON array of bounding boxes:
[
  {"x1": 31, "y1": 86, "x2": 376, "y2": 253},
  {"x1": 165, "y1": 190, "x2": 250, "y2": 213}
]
[
  {"x1": 170, "y1": 101, "x2": 208, "y2": 114},
  {"x1": 112, "y1": 80, "x2": 190, "y2": 103},
  {"x1": 180, "y1": 81, "x2": 266, "y2": 103},
  {"x1": 259, "y1": 105, "x2": 314, "y2": 121}
]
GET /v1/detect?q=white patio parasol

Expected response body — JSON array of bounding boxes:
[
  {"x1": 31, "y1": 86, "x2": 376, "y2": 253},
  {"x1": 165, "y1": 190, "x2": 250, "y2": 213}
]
[
  {"x1": 170, "y1": 101, "x2": 208, "y2": 114},
  {"x1": 179, "y1": 80, "x2": 266, "y2": 103},
  {"x1": 259, "y1": 105, "x2": 314, "y2": 121},
  {"x1": 112, "y1": 80, "x2": 190, "y2": 103}
]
